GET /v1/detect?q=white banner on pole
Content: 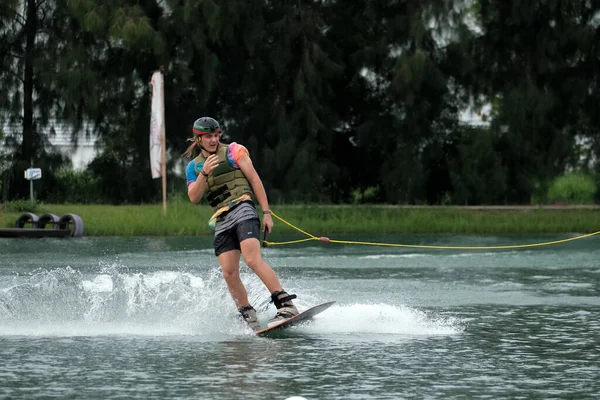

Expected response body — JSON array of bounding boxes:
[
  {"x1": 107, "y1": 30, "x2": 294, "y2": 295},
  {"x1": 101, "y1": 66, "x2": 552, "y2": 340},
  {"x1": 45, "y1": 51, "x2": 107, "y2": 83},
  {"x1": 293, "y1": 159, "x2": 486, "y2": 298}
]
[{"x1": 150, "y1": 71, "x2": 165, "y2": 179}]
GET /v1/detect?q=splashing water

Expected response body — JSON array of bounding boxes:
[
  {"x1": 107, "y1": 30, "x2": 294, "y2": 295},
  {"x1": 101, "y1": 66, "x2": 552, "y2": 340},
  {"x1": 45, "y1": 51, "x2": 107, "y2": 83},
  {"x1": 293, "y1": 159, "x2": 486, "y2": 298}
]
[{"x1": 0, "y1": 265, "x2": 460, "y2": 338}]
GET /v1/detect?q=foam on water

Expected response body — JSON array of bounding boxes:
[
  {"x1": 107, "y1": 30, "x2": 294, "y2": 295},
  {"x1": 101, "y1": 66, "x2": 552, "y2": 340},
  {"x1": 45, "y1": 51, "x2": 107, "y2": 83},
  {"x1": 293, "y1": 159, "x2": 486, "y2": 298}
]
[
  {"x1": 0, "y1": 265, "x2": 249, "y2": 337},
  {"x1": 298, "y1": 303, "x2": 463, "y2": 336},
  {"x1": 0, "y1": 266, "x2": 462, "y2": 338},
  {"x1": 361, "y1": 253, "x2": 428, "y2": 259}
]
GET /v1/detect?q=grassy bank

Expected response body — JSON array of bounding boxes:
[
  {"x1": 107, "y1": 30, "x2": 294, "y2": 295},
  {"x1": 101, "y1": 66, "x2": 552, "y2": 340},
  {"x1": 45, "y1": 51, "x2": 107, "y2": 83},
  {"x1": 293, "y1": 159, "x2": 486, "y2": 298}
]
[{"x1": 2, "y1": 201, "x2": 600, "y2": 236}]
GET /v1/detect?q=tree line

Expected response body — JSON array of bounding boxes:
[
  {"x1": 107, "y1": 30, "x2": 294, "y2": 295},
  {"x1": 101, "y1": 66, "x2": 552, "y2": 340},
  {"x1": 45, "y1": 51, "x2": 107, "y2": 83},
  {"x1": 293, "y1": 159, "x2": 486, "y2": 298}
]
[{"x1": 1, "y1": 0, "x2": 599, "y2": 205}]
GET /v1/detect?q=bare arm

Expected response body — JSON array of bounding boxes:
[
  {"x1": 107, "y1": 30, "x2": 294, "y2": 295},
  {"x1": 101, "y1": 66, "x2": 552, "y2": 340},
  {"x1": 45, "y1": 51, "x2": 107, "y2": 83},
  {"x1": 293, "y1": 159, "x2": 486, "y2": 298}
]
[
  {"x1": 237, "y1": 154, "x2": 274, "y2": 232},
  {"x1": 188, "y1": 176, "x2": 207, "y2": 203},
  {"x1": 188, "y1": 154, "x2": 219, "y2": 204}
]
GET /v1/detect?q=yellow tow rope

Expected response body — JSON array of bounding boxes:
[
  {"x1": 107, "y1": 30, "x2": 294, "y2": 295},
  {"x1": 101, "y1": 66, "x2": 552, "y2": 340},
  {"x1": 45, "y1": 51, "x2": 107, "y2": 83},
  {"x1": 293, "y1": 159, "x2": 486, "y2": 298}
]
[{"x1": 262, "y1": 211, "x2": 600, "y2": 250}]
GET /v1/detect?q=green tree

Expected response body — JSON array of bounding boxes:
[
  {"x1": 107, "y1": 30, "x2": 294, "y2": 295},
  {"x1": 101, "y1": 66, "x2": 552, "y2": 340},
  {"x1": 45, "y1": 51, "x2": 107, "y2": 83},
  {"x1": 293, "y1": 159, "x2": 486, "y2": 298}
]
[
  {"x1": 164, "y1": 1, "x2": 344, "y2": 202},
  {"x1": 251, "y1": 2, "x2": 344, "y2": 202},
  {"x1": 446, "y1": 126, "x2": 506, "y2": 204},
  {"x1": 0, "y1": 0, "x2": 75, "y2": 200},
  {"x1": 160, "y1": 0, "x2": 246, "y2": 162},
  {"x1": 67, "y1": 0, "x2": 166, "y2": 203},
  {"x1": 466, "y1": 0, "x2": 600, "y2": 203},
  {"x1": 0, "y1": 0, "x2": 167, "y2": 202},
  {"x1": 324, "y1": 1, "x2": 472, "y2": 203}
]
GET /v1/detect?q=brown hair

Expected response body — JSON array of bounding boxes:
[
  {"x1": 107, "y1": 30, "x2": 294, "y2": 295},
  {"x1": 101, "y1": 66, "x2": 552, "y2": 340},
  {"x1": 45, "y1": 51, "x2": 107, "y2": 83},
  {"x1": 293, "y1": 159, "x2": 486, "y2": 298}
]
[{"x1": 182, "y1": 137, "x2": 200, "y2": 159}]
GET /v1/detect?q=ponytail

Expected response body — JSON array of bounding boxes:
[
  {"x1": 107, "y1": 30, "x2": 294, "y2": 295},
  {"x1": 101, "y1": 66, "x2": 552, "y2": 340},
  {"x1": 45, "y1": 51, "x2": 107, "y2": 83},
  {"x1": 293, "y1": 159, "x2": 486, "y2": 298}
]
[{"x1": 182, "y1": 137, "x2": 200, "y2": 159}]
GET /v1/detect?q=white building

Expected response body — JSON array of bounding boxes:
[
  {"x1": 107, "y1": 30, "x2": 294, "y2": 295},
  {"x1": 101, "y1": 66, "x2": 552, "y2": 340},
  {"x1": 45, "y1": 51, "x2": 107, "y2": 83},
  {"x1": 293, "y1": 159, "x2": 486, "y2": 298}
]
[
  {"x1": 1, "y1": 120, "x2": 99, "y2": 170},
  {"x1": 47, "y1": 126, "x2": 98, "y2": 170}
]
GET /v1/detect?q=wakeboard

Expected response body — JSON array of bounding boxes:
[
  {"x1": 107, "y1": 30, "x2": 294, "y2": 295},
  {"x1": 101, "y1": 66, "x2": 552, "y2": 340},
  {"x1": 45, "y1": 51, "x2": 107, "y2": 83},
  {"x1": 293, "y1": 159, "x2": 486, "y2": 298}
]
[{"x1": 256, "y1": 301, "x2": 336, "y2": 336}]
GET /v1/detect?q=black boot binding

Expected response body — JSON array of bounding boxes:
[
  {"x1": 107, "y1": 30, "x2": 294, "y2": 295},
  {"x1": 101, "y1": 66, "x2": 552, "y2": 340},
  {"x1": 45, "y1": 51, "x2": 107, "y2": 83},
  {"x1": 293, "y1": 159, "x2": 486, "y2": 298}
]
[
  {"x1": 238, "y1": 305, "x2": 260, "y2": 331},
  {"x1": 268, "y1": 290, "x2": 299, "y2": 326}
]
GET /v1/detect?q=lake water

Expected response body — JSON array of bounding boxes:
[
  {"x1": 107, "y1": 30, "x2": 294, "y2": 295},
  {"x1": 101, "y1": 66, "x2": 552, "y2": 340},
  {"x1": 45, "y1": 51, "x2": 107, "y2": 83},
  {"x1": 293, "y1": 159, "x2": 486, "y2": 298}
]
[{"x1": 1, "y1": 233, "x2": 599, "y2": 399}]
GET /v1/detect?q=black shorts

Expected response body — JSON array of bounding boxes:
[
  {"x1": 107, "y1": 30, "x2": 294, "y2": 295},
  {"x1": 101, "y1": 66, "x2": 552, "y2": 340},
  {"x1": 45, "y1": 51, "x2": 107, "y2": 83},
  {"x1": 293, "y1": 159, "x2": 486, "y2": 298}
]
[{"x1": 214, "y1": 218, "x2": 261, "y2": 256}]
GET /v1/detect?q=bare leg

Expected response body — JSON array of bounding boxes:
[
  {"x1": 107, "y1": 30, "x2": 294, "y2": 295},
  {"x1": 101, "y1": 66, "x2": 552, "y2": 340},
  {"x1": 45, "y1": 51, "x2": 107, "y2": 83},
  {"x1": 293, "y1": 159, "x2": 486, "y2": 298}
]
[
  {"x1": 217, "y1": 249, "x2": 250, "y2": 308},
  {"x1": 240, "y1": 237, "x2": 283, "y2": 293}
]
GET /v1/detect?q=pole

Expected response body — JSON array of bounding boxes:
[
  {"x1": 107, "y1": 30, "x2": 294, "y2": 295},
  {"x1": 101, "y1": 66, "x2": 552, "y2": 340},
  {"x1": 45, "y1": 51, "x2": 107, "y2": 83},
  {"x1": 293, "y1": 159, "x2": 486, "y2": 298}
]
[
  {"x1": 160, "y1": 67, "x2": 167, "y2": 216},
  {"x1": 29, "y1": 158, "x2": 33, "y2": 201},
  {"x1": 161, "y1": 123, "x2": 167, "y2": 216}
]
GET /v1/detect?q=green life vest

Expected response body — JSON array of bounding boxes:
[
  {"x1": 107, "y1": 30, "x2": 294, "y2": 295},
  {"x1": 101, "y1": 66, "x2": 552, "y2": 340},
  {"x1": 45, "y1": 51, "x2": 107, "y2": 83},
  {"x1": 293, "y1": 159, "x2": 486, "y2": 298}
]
[{"x1": 193, "y1": 144, "x2": 254, "y2": 210}]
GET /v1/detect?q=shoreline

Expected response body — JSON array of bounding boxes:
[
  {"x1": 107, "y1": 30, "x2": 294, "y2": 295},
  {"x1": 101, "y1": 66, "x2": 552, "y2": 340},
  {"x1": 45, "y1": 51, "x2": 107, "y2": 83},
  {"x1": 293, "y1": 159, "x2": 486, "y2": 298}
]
[{"x1": 2, "y1": 203, "x2": 600, "y2": 236}]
